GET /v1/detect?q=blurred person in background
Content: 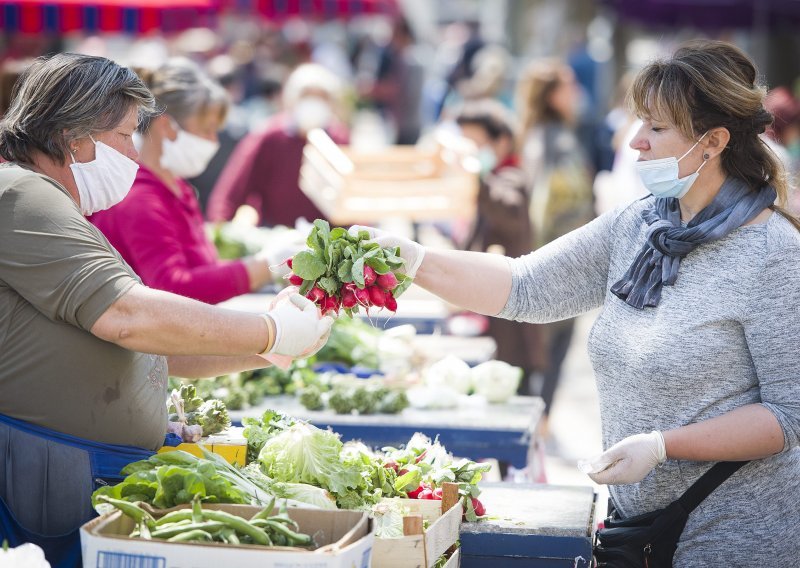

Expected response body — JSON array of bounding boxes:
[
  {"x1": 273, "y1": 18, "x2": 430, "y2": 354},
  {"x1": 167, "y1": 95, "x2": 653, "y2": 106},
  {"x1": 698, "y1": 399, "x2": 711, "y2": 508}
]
[
  {"x1": 187, "y1": 55, "x2": 285, "y2": 212},
  {"x1": 764, "y1": 86, "x2": 800, "y2": 214},
  {"x1": 456, "y1": 99, "x2": 546, "y2": 393},
  {"x1": 358, "y1": 17, "x2": 424, "y2": 145},
  {"x1": 0, "y1": 53, "x2": 332, "y2": 567},
  {"x1": 91, "y1": 58, "x2": 294, "y2": 305},
  {"x1": 516, "y1": 58, "x2": 595, "y2": 434},
  {"x1": 206, "y1": 62, "x2": 348, "y2": 227}
]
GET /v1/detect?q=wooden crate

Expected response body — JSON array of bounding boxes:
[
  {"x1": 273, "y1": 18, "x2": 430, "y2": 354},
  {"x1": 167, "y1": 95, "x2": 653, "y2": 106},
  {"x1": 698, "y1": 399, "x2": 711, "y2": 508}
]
[
  {"x1": 371, "y1": 483, "x2": 463, "y2": 568},
  {"x1": 299, "y1": 129, "x2": 479, "y2": 224}
]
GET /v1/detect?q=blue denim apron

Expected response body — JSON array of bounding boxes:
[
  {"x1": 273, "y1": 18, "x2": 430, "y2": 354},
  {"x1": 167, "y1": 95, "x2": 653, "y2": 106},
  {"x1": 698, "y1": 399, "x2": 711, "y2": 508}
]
[{"x1": 0, "y1": 413, "x2": 176, "y2": 568}]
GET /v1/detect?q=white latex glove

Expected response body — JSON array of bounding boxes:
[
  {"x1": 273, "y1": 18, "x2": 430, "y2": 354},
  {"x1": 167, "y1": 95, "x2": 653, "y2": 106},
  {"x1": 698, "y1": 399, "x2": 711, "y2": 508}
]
[
  {"x1": 262, "y1": 293, "x2": 333, "y2": 358},
  {"x1": 349, "y1": 225, "x2": 425, "y2": 279},
  {"x1": 578, "y1": 431, "x2": 666, "y2": 485}
]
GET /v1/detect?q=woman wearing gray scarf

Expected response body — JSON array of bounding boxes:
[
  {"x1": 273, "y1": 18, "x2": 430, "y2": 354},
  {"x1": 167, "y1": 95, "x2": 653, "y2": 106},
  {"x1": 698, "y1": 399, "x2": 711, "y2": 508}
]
[{"x1": 355, "y1": 40, "x2": 800, "y2": 564}]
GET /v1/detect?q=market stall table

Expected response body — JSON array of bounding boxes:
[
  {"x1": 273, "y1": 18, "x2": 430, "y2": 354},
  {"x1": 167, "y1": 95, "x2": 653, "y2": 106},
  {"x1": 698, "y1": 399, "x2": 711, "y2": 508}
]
[
  {"x1": 230, "y1": 395, "x2": 545, "y2": 473},
  {"x1": 460, "y1": 483, "x2": 596, "y2": 567}
]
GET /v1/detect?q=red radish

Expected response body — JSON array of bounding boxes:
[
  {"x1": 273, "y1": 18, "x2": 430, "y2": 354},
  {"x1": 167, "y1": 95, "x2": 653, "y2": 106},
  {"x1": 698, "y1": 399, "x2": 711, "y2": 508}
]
[
  {"x1": 383, "y1": 460, "x2": 399, "y2": 472},
  {"x1": 354, "y1": 287, "x2": 371, "y2": 306},
  {"x1": 363, "y1": 265, "x2": 377, "y2": 286},
  {"x1": 418, "y1": 488, "x2": 434, "y2": 500},
  {"x1": 288, "y1": 273, "x2": 304, "y2": 286},
  {"x1": 398, "y1": 468, "x2": 409, "y2": 476},
  {"x1": 415, "y1": 450, "x2": 427, "y2": 464},
  {"x1": 432, "y1": 487, "x2": 443, "y2": 500},
  {"x1": 368, "y1": 285, "x2": 386, "y2": 307},
  {"x1": 307, "y1": 286, "x2": 325, "y2": 303},
  {"x1": 341, "y1": 288, "x2": 358, "y2": 309},
  {"x1": 407, "y1": 484, "x2": 425, "y2": 499},
  {"x1": 471, "y1": 498, "x2": 486, "y2": 516},
  {"x1": 286, "y1": 258, "x2": 293, "y2": 269},
  {"x1": 323, "y1": 294, "x2": 340, "y2": 314},
  {"x1": 384, "y1": 292, "x2": 398, "y2": 312},
  {"x1": 376, "y1": 272, "x2": 398, "y2": 290}
]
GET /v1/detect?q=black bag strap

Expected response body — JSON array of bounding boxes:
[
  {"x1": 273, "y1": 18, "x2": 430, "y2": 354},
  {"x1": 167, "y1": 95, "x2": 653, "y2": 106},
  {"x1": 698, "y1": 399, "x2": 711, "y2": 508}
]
[{"x1": 677, "y1": 461, "x2": 749, "y2": 514}]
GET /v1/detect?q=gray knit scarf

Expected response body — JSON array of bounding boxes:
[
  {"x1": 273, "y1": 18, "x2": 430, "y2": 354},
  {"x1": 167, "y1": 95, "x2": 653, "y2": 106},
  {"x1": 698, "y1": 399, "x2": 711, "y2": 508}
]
[{"x1": 611, "y1": 177, "x2": 777, "y2": 309}]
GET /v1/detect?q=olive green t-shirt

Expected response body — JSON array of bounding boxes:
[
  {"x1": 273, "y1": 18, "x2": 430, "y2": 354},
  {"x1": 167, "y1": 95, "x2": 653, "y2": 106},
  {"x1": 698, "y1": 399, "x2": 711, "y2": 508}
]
[{"x1": 0, "y1": 163, "x2": 167, "y2": 450}]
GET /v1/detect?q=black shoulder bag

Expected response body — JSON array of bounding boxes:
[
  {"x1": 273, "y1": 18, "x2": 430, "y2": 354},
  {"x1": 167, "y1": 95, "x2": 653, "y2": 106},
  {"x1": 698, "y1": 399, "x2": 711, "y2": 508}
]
[{"x1": 593, "y1": 461, "x2": 748, "y2": 568}]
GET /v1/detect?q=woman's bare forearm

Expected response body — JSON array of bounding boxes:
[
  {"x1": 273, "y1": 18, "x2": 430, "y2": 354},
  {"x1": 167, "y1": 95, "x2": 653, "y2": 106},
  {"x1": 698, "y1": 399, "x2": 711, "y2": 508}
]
[
  {"x1": 663, "y1": 404, "x2": 784, "y2": 461},
  {"x1": 168, "y1": 355, "x2": 268, "y2": 379},
  {"x1": 91, "y1": 283, "x2": 270, "y2": 356},
  {"x1": 413, "y1": 248, "x2": 513, "y2": 316}
]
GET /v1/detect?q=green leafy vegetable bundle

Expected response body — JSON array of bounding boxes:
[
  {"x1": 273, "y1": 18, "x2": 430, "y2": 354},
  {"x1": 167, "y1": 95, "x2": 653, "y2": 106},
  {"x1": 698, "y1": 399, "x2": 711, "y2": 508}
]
[{"x1": 287, "y1": 220, "x2": 412, "y2": 316}]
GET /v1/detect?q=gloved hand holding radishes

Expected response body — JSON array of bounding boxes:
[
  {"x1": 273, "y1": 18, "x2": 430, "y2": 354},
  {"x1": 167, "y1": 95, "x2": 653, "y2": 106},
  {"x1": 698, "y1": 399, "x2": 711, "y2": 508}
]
[
  {"x1": 283, "y1": 220, "x2": 416, "y2": 316},
  {"x1": 348, "y1": 225, "x2": 426, "y2": 280},
  {"x1": 259, "y1": 292, "x2": 334, "y2": 360}
]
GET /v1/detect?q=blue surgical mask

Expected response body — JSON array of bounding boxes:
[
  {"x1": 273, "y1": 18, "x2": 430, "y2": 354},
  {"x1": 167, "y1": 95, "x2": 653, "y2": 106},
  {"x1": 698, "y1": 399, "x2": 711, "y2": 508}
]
[
  {"x1": 477, "y1": 146, "x2": 497, "y2": 176},
  {"x1": 634, "y1": 132, "x2": 708, "y2": 199}
]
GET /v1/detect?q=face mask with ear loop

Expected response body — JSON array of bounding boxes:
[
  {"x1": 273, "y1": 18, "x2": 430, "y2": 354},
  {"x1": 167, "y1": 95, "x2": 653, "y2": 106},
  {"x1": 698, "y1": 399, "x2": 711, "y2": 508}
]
[
  {"x1": 160, "y1": 118, "x2": 220, "y2": 179},
  {"x1": 69, "y1": 136, "x2": 139, "y2": 216},
  {"x1": 634, "y1": 132, "x2": 710, "y2": 199}
]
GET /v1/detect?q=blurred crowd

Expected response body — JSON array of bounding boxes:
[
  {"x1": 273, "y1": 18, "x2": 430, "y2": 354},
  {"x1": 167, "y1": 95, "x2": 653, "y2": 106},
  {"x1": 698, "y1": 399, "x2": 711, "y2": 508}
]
[{"x1": 2, "y1": 13, "x2": 800, "y2": 427}]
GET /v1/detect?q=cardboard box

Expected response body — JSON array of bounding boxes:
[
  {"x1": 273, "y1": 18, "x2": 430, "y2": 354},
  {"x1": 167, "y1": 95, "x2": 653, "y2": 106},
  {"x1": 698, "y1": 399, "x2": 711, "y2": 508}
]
[
  {"x1": 157, "y1": 427, "x2": 247, "y2": 466},
  {"x1": 80, "y1": 503, "x2": 373, "y2": 568}
]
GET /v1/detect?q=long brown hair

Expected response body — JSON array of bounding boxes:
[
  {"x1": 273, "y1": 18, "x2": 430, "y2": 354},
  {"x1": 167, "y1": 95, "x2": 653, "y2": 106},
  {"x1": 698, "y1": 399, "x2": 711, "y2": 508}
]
[
  {"x1": 515, "y1": 59, "x2": 572, "y2": 140},
  {"x1": 628, "y1": 39, "x2": 800, "y2": 230}
]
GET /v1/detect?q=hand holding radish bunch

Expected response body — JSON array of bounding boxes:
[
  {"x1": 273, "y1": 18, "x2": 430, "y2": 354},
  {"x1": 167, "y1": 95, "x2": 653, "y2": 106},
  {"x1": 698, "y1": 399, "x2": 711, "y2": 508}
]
[{"x1": 286, "y1": 220, "x2": 416, "y2": 316}]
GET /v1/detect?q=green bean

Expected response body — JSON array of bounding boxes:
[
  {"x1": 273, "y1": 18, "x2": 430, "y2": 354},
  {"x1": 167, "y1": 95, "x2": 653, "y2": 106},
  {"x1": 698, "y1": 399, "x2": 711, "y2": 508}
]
[
  {"x1": 260, "y1": 519, "x2": 312, "y2": 546},
  {"x1": 155, "y1": 511, "x2": 194, "y2": 526},
  {"x1": 219, "y1": 527, "x2": 240, "y2": 545},
  {"x1": 167, "y1": 529, "x2": 213, "y2": 543},
  {"x1": 138, "y1": 520, "x2": 152, "y2": 540},
  {"x1": 272, "y1": 533, "x2": 287, "y2": 547},
  {"x1": 192, "y1": 495, "x2": 203, "y2": 524},
  {"x1": 252, "y1": 496, "x2": 276, "y2": 521},
  {"x1": 152, "y1": 519, "x2": 192, "y2": 531},
  {"x1": 201, "y1": 510, "x2": 271, "y2": 546},
  {"x1": 151, "y1": 521, "x2": 225, "y2": 539},
  {"x1": 262, "y1": 515, "x2": 300, "y2": 531},
  {"x1": 97, "y1": 496, "x2": 156, "y2": 529}
]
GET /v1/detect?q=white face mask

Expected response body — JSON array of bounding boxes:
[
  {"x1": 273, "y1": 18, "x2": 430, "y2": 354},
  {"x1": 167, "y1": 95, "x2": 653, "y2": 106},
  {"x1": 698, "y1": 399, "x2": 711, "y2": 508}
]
[
  {"x1": 70, "y1": 136, "x2": 139, "y2": 216},
  {"x1": 293, "y1": 97, "x2": 333, "y2": 133},
  {"x1": 160, "y1": 125, "x2": 220, "y2": 179},
  {"x1": 634, "y1": 132, "x2": 708, "y2": 199}
]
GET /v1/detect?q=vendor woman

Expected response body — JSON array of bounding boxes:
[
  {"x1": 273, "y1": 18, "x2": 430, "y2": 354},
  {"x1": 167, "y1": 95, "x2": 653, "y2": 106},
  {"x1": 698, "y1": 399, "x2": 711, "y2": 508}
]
[{"x1": 0, "y1": 53, "x2": 333, "y2": 567}]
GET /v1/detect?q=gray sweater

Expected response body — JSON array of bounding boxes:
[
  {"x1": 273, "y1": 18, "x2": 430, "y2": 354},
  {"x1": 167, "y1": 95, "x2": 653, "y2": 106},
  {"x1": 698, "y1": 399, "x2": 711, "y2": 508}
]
[{"x1": 499, "y1": 196, "x2": 800, "y2": 564}]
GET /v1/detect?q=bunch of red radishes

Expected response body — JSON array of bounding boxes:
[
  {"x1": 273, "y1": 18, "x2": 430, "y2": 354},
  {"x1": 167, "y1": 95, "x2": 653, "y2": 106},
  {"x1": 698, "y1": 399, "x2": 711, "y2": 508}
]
[
  {"x1": 285, "y1": 220, "x2": 411, "y2": 317},
  {"x1": 401, "y1": 481, "x2": 486, "y2": 516}
]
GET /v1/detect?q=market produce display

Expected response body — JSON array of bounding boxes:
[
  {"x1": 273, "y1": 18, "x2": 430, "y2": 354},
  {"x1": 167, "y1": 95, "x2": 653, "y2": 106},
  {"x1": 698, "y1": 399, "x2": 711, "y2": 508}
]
[
  {"x1": 96, "y1": 409, "x2": 492, "y2": 520},
  {"x1": 167, "y1": 384, "x2": 231, "y2": 442},
  {"x1": 287, "y1": 220, "x2": 413, "y2": 316},
  {"x1": 97, "y1": 495, "x2": 313, "y2": 547}
]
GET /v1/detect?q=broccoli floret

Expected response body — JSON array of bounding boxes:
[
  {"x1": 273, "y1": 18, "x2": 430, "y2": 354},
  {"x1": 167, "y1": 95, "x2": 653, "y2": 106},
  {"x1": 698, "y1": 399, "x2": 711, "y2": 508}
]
[
  {"x1": 299, "y1": 386, "x2": 324, "y2": 411},
  {"x1": 378, "y1": 390, "x2": 409, "y2": 414},
  {"x1": 328, "y1": 388, "x2": 355, "y2": 414}
]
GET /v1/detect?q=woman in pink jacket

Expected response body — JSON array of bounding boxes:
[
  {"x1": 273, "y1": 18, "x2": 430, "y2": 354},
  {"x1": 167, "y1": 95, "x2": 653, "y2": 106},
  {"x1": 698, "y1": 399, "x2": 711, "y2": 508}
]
[{"x1": 92, "y1": 58, "x2": 284, "y2": 304}]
